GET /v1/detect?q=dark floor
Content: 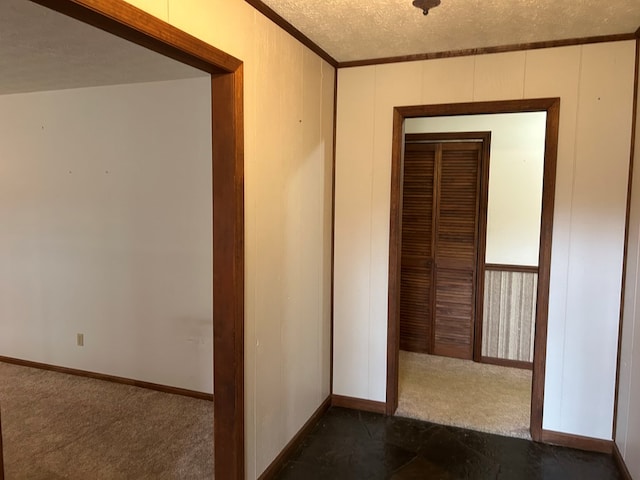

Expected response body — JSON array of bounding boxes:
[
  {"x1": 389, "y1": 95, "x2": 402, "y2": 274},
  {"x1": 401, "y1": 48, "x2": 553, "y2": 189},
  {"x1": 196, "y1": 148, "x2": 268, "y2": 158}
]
[{"x1": 274, "y1": 407, "x2": 622, "y2": 480}]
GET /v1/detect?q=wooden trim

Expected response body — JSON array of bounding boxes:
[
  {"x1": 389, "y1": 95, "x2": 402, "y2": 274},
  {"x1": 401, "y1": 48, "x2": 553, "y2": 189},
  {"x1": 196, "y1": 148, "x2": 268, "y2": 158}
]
[
  {"x1": 530, "y1": 99, "x2": 560, "y2": 442},
  {"x1": 397, "y1": 98, "x2": 561, "y2": 118},
  {"x1": 613, "y1": 443, "x2": 633, "y2": 480},
  {"x1": 485, "y1": 263, "x2": 539, "y2": 274},
  {"x1": 211, "y1": 67, "x2": 245, "y2": 480},
  {"x1": 386, "y1": 98, "x2": 560, "y2": 442},
  {"x1": 31, "y1": 0, "x2": 241, "y2": 73},
  {"x1": 257, "y1": 396, "x2": 331, "y2": 480},
  {"x1": 338, "y1": 33, "x2": 636, "y2": 69},
  {"x1": 635, "y1": 26, "x2": 640, "y2": 39},
  {"x1": 386, "y1": 107, "x2": 406, "y2": 415},
  {"x1": 540, "y1": 429, "x2": 613, "y2": 454},
  {"x1": 244, "y1": 0, "x2": 338, "y2": 68},
  {"x1": 21, "y1": 2, "x2": 245, "y2": 478},
  {"x1": 405, "y1": 132, "x2": 490, "y2": 143},
  {"x1": 479, "y1": 356, "x2": 533, "y2": 371},
  {"x1": 0, "y1": 356, "x2": 213, "y2": 401},
  {"x1": 474, "y1": 134, "x2": 492, "y2": 362},
  {"x1": 614, "y1": 37, "x2": 639, "y2": 441},
  {"x1": 332, "y1": 395, "x2": 387, "y2": 414}
]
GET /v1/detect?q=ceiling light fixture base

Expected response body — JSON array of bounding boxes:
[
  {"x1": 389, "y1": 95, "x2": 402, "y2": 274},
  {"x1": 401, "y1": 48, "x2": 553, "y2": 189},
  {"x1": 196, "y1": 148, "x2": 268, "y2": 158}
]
[{"x1": 412, "y1": 0, "x2": 441, "y2": 15}]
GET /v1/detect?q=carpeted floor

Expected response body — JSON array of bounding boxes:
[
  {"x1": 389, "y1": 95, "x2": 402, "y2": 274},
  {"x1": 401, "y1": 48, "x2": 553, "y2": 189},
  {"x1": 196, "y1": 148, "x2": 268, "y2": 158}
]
[
  {"x1": 0, "y1": 362, "x2": 213, "y2": 479},
  {"x1": 396, "y1": 351, "x2": 532, "y2": 439}
]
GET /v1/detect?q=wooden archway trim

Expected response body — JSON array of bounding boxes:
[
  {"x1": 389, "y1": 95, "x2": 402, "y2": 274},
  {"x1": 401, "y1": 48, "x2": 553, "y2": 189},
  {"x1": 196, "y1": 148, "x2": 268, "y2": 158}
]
[{"x1": 27, "y1": 1, "x2": 245, "y2": 478}]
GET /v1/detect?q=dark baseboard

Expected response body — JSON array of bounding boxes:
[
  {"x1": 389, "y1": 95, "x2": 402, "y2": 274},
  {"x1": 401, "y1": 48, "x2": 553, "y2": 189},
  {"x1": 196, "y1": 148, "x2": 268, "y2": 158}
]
[
  {"x1": 331, "y1": 394, "x2": 387, "y2": 414},
  {"x1": 540, "y1": 429, "x2": 613, "y2": 454},
  {"x1": 613, "y1": 443, "x2": 633, "y2": 480},
  {"x1": 480, "y1": 356, "x2": 533, "y2": 370},
  {"x1": 0, "y1": 355, "x2": 213, "y2": 401},
  {"x1": 258, "y1": 395, "x2": 332, "y2": 480}
]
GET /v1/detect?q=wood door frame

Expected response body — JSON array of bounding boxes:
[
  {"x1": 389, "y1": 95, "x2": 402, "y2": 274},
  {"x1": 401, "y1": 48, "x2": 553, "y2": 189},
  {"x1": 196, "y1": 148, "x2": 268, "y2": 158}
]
[
  {"x1": 402, "y1": 132, "x2": 491, "y2": 357},
  {"x1": 26, "y1": 1, "x2": 245, "y2": 477},
  {"x1": 386, "y1": 98, "x2": 560, "y2": 442}
]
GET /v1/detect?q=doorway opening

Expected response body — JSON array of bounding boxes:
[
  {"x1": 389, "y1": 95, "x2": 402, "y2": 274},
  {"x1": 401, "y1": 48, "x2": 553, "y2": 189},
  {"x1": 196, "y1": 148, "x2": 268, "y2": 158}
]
[
  {"x1": 12, "y1": 1, "x2": 245, "y2": 478},
  {"x1": 387, "y1": 98, "x2": 560, "y2": 442}
]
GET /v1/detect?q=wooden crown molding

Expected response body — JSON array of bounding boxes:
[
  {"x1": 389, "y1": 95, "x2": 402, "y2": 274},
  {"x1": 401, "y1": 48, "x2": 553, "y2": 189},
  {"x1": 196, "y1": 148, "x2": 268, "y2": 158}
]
[
  {"x1": 32, "y1": 0, "x2": 242, "y2": 73},
  {"x1": 244, "y1": 0, "x2": 338, "y2": 68},
  {"x1": 338, "y1": 33, "x2": 637, "y2": 69}
]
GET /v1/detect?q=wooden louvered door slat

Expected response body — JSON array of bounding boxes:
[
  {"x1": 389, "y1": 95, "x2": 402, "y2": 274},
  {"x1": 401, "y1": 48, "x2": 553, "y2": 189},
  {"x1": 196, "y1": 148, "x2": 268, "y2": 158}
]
[
  {"x1": 433, "y1": 143, "x2": 481, "y2": 359},
  {"x1": 400, "y1": 136, "x2": 482, "y2": 359},
  {"x1": 399, "y1": 143, "x2": 435, "y2": 353}
]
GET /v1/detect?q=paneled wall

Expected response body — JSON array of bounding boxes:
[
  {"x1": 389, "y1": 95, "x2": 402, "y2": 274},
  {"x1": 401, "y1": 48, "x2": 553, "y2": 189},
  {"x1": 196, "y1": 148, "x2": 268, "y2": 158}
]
[
  {"x1": 334, "y1": 41, "x2": 635, "y2": 440},
  {"x1": 616, "y1": 39, "x2": 640, "y2": 479},
  {"x1": 482, "y1": 270, "x2": 537, "y2": 362}
]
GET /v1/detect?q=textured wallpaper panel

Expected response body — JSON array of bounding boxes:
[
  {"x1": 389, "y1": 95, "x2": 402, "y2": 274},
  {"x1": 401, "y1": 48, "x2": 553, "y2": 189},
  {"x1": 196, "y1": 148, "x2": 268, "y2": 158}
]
[{"x1": 482, "y1": 270, "x2": 537, "y2": 362}]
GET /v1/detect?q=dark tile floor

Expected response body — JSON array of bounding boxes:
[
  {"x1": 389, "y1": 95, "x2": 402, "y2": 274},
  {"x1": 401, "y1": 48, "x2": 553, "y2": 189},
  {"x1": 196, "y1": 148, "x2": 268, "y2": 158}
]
[{"x1": 274, "y1": 407, "x2": 622, "y2": 480}]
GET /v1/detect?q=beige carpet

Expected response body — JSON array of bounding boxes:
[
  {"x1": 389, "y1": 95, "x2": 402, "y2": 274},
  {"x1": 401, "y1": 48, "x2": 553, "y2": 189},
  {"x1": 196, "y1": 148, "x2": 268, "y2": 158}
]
[
  {"x1": 396, "y1": 351, "x2": 532, "y2": 439},
  {"x1": 0, "y1": 362, "x2": 213, "y2": 479}
]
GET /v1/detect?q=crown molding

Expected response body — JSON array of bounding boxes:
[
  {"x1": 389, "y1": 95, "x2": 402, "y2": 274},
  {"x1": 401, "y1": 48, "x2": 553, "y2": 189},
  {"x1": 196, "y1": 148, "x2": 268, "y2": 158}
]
[{"x1": 244, "y1": 0, "x2": 338, "y2": 68}]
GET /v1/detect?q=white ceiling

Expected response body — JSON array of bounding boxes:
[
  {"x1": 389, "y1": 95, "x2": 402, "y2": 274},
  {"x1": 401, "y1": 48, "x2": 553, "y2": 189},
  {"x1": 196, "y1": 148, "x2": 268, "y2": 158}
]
[
  {"x1": 0, "y1": 0, "x2": 207, "y2": 96},
  {"x1": 260, "y1": 0, "x2": 640, "y2": 63}
]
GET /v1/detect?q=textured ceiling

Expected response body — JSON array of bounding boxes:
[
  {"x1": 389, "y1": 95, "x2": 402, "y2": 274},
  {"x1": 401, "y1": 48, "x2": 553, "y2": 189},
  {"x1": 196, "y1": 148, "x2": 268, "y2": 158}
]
[
  {"x1": 260, "y1": 0, "x2": 640, "y2": 63},
  {"x1": 0, "y1": 0, "x2": 207, "y2": 95}
]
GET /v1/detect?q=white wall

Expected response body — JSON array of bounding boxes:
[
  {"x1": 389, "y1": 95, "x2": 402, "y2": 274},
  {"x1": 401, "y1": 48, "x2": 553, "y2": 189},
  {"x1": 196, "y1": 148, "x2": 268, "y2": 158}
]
[
  {"x1": 616, "y1": 40, "x2": 640, "y2": 478},
  {"x1": 406, "y1": 112, "x2": 546, "y2": 266},
  {"x1": 0, "y1": 77, "x2": 214, "y2": 392},
  {"x1": 334, "y1": 41, "x2": 636, "y2": 440},
  {"x1": 121, "y1": 2, "x2": 335, "y2": 478}
]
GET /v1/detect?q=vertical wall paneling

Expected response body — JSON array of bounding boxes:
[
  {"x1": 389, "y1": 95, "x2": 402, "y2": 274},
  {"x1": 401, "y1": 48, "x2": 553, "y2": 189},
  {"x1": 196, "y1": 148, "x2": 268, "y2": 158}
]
[
  {"x1": 334, "y1": 40, "x2": 636, "y2": 440},
  {"x1": 369, "y1": 62, "x2": 423, "y2": 400},
  {"x1": 557, "y1": 42, "x2": 635, "y2": 439},
  {"x1": 522, "y1": 45, "x2": 583, "y2": 434},
  {"x1": 421, "y1": 56, "x2": 475, "y2": 105},
  {"x1": 473, "y1": 52, "x2": 526, "y2": 102},
  {"x1": 616, "y1": 39, "x2": 640, "y2": 478},
  {"x1": 333, "y1": 66, "x2": 376, "y2": 399}
]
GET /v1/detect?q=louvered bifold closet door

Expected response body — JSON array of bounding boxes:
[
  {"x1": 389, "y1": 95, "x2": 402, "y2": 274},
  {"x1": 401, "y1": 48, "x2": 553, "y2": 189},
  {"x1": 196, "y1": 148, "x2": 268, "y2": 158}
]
[
  {"x1": 399, "y1": 143, "x2": 436, "y2": 353},
  {"x1": 432, "y1": 142, "x2": 481, "y2": 359}
]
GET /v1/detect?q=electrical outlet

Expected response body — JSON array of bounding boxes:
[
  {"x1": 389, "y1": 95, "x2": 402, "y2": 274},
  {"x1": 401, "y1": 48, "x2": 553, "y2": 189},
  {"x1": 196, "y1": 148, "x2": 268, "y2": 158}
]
[{"x1": 77, "y1": 333, "x2": 84, "y2": 347}]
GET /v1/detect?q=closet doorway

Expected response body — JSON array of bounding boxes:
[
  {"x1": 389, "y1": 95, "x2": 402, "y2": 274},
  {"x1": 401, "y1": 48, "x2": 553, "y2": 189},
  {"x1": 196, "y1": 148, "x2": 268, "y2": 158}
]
[
  {"x1": 386, "y1": 99, "x2": 560, "y2": 442},
  {"x1": 400, "y1": 132, "x2": 490, "y2": 360}
]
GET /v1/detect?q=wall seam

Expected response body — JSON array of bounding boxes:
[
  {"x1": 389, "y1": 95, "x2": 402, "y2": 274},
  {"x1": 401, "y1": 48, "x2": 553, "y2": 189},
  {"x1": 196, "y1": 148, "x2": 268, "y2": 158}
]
[
  {"x1": 366, "y1": 67, "x2": 378, "y2": 400},
  {"x1": 557, "y1": 45, "x2": 583, "y2": 432}
]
